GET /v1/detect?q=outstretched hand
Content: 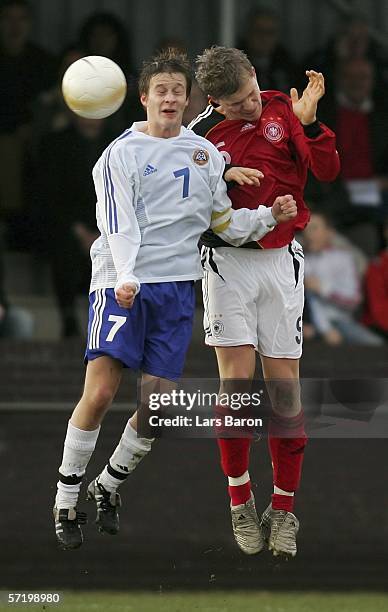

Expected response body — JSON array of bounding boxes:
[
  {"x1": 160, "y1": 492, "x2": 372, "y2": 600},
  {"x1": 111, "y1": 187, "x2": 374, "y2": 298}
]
[
  {"x1": 290, "y1": 70, "x2": 325, "y2": 125},
  {"x1": 224, "y1": 166, "x2": 264, "y2": 186}
]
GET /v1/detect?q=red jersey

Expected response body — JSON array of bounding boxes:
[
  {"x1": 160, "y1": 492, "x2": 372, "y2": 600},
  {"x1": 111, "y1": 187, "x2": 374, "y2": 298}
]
[
  {"x1": 363, "y1": 250, "x2": 388, "y2": 332},
  {"x1": 190, "y1": 91, "x2": 340, "y2": 249}
]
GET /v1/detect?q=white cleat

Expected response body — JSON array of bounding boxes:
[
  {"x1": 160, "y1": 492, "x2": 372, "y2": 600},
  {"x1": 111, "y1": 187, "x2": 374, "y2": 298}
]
[
  {"x1": 230, "y1": 493, "x2": 265, "y2": 555},
  {"x1": 260, "y1": 504, "x2": 299, "y2": 559}
]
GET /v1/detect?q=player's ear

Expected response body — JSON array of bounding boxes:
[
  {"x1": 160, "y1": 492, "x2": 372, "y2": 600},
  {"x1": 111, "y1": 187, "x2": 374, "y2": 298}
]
[
  {"x1": 210, "y1": 98, "x2": 225, "y2": 115},
  {"x1": 140, "y1": 93, "x2": 148, "y2": 108},
  {"x1": 252, "y1": 68, "x2": 260, "y2": 88}
]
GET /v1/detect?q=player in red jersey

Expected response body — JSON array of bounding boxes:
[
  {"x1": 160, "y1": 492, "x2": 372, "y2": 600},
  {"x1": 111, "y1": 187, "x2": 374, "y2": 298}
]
[{"x1": 189, "y1": 46, "x2": 340, "y2": 558}]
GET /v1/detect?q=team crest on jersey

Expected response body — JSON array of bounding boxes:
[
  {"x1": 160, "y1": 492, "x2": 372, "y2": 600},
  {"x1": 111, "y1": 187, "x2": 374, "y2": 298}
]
[
  {"x1": 193, "y1": 149, "x2": 209, "y2": 165},
  {"x1": 263, "y1": 121, "x2": 284, "y2": 143},
  {"x1": 211, "y1": 320, "x2": 224, "y2": 337}
]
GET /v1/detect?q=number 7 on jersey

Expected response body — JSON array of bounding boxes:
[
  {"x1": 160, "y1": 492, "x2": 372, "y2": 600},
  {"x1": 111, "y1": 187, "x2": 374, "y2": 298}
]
[{"x1": 173, "y1": 167, "x2": 190, "y2": 198}]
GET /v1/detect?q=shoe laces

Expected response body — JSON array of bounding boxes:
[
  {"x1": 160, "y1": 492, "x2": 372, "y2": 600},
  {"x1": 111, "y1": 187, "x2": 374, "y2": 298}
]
[
  {"x1": 57, "y1": 509, "x2": 87, "y2": 525},
  {"x1": 75, "y1": 511, "x2": 88, "y2": 525},
  {"x1": 271, "y1": 510, "x2": 297, "y2": 543},
  {"x1": 271, "y1": 510, "x2": 287, "y2": 532},
  {"x1": 96, "y1": 482, "x2": 120, "y2": 510}
]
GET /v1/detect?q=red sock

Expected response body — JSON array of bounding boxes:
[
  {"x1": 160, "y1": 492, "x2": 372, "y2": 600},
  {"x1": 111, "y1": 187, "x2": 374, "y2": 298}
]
[
  {"x1": 217, "y1": 437, "x2": 252, "y2": 506},
  {"x1": 268, "y1": 410, "x2": 308, "y2": 504},
  {"x1": 228, "y1": 480, "x2": 251, "y2": 506},
  {"x1": 271, "y1": 492, "x2": 294, "y2": 512}
]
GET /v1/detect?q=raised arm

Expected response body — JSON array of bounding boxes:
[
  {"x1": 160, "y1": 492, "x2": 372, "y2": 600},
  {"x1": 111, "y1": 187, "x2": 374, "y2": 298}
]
[{"x1": 290, "y1": 71, "x2": 340, "y2": 181}]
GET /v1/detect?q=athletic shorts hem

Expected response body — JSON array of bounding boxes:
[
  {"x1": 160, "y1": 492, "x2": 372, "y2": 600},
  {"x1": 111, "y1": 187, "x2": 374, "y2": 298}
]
[
  {"x1": 85, "y1": 349, "x2": 140, "y2": 371},
  {"x1": 258, "y1": 349, "x2": 303, "y2": 360},
  {"x1": 204, "y1": 337, "x2": 258, "y2": 349},
  {"x1": 142, "y1": 364, "x2": 182, "y2": 381}
]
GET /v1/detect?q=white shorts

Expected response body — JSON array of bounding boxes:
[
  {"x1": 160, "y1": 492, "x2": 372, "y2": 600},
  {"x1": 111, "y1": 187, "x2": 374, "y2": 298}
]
[{"x1": 201, "y1": 241, "x2": 304, "y2": 359}]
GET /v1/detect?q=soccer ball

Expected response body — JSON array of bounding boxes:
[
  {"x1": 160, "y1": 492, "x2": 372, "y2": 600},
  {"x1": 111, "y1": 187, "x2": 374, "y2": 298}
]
[{"x1": 62, "y1": 55, "x2": 127, "y2": 119}]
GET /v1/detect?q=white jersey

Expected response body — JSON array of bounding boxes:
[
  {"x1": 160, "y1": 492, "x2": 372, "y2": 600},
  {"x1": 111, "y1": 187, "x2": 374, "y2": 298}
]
[{"x1": 90, "y1": 122, "x2": 276, "y2": 293}]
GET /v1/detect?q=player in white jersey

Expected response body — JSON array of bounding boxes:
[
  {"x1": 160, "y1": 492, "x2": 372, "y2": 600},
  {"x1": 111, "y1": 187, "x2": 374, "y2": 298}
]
[{"x1": 52, "y1": 49, "x2": 297, "y2": 550}]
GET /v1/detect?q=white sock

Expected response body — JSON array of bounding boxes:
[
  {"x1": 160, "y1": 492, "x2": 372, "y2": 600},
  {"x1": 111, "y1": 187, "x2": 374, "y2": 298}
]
[
  {"x1": 55, "y1": 421, "x2": 100, "y2": 509},
  {"x1": 97, "y1": 422, "x2": 153, "y2": 492},
  {"x1": 228, "y1": 471, "x2": 250, "y2": 487},
  {"x1": 274, "y1": 485, "x2": 294, "y2": 496}
]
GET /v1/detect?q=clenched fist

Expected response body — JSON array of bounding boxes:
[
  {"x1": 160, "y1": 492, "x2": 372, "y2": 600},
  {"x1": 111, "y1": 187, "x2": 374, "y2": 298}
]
[
  {"x1": 115, "y1": 282, "x2": 138, "y2": 309},
  {"x1": 271, "y1": 195, "x2": 297, "y2": 224}
]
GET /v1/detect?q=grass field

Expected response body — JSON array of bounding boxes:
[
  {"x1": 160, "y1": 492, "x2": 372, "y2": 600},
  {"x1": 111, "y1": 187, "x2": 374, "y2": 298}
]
[{"x1": 2, "y1": 591, "x2": 387, "y2": 612}]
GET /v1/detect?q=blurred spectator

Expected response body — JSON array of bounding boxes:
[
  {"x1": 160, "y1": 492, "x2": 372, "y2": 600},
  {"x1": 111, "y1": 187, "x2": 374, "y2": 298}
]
[
  {"x1": 363, "y1": 217, "x2": 388, "y2": 339},
  {"x1": 36, "y1": 116, "x2": 113, "y2": 337},
  {"x1": 0, "y1": 0, "x2": 56, "y2": 133},
  {"x1": 330, "y1": 225, "x2": 368, "y2": 278},
  {"x1": 300, "y1": 202, "x2": 368, "y2": 277},
  {"x1": 0, "y1": 0, "x2": 56, "y2": 248},
  {"x1": 0, "y1": 227, "x2": 33, "y2": 338},
  {"x1": 303, "y1": 211, "x2": 383, "y2": 346},
  {"x1": 79, "y1": 12, "x2": 135, "y2": 80},
  {"x1": 317, "y1": 57, "x2": 388, "y2": 257},
  {"x1": 238, "y1": 7, "x2": 299, "y2": 93},
  {"x1": 32, "y1": 45, "x2": 84, "y2": 152},
  {"x1": 304, "y1": 14, "x2": 388, "y2": 93},
  {"x1": 78, "y1": 12, "x2": 142, "y2": 129}
]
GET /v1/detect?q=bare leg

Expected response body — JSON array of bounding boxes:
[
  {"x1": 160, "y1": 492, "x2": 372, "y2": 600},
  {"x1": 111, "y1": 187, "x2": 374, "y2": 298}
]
[
  {"x1": 71, "y1": 356, "x2": 123, "y2": 430},
  {"x1": 96, "y1": 373, "x2": 176, "y2": 496},
  {"x1": 130, "y1": 372, "x2": 176, "y2": 433},
  {"x1": 55, "y1": 356, "x2": 123, "y2": 511},
  {"x1": 260, "y1": 355, "x2": 300, "y2": 417}
]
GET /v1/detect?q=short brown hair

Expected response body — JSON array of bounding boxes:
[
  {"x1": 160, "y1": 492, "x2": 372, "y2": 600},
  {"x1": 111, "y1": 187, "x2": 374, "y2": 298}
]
[
  {"x1": 138, "y1": 48, "x2": 192, "y2": 98},
  {"x1": 195, "y1": 46, "x2": 252, "y2": 99}
]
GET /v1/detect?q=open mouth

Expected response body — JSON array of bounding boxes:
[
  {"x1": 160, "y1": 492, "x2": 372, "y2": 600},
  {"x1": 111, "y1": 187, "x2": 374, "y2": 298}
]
[{"x1": 162, "y1": 109, "x2": 177, "y2": 116}]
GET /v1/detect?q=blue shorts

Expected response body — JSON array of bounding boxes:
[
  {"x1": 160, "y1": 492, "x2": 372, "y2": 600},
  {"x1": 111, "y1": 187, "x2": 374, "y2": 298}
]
[{"x1": 85, "y1": 281, "x2": 195, "y2": 380}]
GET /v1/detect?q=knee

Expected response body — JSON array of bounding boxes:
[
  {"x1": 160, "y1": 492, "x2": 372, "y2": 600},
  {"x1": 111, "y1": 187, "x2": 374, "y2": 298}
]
[
  {"x1": 270, "y1": 380, "x2": 301, "y2": 416},
  {"x1": 83, "y1": 384, "x2": 116, "y2": 413}
]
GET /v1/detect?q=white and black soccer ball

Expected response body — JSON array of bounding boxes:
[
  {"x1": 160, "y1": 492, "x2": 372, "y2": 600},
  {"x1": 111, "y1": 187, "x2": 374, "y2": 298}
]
[{"x1": 62, "y1": 55, "x2": 127, "y2": 119}]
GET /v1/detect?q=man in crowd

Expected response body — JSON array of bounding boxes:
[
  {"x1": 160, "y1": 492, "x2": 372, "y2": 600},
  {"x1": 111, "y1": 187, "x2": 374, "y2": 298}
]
[
  {"x1": 303, "y1": 211, "x2": 382, "y2": 346},
  {"x1": 0, "y1": 0, "x2": 56, "y2": 248}
]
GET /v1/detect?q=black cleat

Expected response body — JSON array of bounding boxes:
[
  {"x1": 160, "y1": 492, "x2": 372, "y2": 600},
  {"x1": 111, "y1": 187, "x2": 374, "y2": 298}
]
[
  {"x1": 87, "y1": 479, "x2": 121, "y2": 535},
  {"x1": 53, "y1": 507, "x2": 87, "y2": 550}
]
